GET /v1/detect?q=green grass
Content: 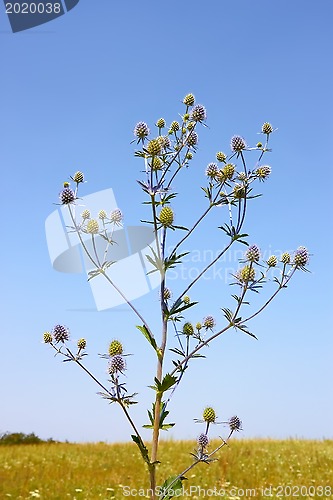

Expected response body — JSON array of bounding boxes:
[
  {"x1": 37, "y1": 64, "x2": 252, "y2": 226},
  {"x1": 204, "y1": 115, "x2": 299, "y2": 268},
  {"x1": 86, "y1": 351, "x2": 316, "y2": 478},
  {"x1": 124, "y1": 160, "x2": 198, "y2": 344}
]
[{"x1": 0, "y1": 439, "x2": 332, "y2": 499}]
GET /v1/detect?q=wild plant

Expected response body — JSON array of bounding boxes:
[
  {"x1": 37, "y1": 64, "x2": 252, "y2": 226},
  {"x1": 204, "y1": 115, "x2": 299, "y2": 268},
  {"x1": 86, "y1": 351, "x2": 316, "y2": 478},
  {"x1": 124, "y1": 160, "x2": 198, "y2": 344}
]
[{"x1": 43, "y1": 94, "x2": 309, "y2": 499}]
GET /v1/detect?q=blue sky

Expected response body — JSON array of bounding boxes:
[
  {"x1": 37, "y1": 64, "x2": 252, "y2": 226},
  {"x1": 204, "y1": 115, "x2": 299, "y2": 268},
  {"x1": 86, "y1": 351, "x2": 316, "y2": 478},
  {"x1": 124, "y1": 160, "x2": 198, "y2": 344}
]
[{"x1": 0, "y1": 0, "x2": 332, "y2": 444}]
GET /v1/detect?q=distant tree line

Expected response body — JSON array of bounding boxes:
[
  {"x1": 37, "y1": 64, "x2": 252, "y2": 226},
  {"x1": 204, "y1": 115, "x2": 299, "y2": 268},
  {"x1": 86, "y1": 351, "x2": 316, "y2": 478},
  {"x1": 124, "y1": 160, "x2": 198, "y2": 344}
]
[{"x1": 0, "y1": 432, "x2": 57, "y2": 445}]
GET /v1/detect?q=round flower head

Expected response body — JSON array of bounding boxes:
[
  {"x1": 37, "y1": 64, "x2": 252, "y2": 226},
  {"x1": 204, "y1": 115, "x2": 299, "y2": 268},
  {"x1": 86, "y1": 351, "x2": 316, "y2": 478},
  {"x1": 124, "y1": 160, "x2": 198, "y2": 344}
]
[
  {"x1": 187, "y1": 121, "x2": 195, "y2": 131},
  {"x1": 216, "y1": 151, "x2": 227, "y2": 162},
  {"x1": 222, "y1": 163, "x2": 235, "y2": 180},
  {"x1": 262, "y1": 122, "x2": 273, "y2": 135},
  {"x1": 108, "y1": 355, "x2": 126, "y2": 374},
  {"x1": 238, "y1": 172, "x2": 247, "y2": 181},
  {"x1": 183, "y1": 93, "x2": 195, "y2": 106},
  {"x1": 147, "y1": 138, "x2": 162, "y2": 156},
  {"x1": 81, "y1": 209, "x2": 90, "y2": 220},
  {"x1": 157, "y1": 135, "x2": 171, "y2": 150},
  {"x1": 186, "y1": 131, "x2": 198, "y2": 147},
  {"x1": 73, "y1": 171, "x2": 84, "y2": 183},
  {"x1": 186, "y1": 152, "x2": 193, "y2": 160},
  {"x1": 183, "y1": 295, "x2": 190, "y2": 305},
  {"x1": 169, "y1": 121, "x2": 180, "y2": 132},
  {"x1": 293, "y1": 246, "x2": 309, "y2": 267},
  {"x1": 77, "y1": 338, "x2": 87, "y2": 350},
  {"x1": 228, "y1": 416, "x2": 242, "y2": 432},
  {"x1": 63, "y1": 181, "x2": 70, "y2": 188},
  {"x1": 233, "y1": 184, "x2": 246, "y2": 199},
  {"x1": 256, "y1": 165, "x2": 271, "y2": 180},
  {"x1": 156, "y1": 118, "x2": 165, "y2": 129},
  {"x1": 203, "y1": 407, "x2": 216, "y2": 423},
  {"x1": 246, "y1": 244, "x2": 260, "y2": 262},
  {"x1": 97, "y1": 209, "x2": 106, "y2": 220},
  {"x1": 281, "y1": 252, "x2": 291, "y2": 264},
  {"x1": 203, "y1": 316, "x2": 215, "y2": 330},
  {"x1": 159, "y1": 206, "x2": 174, "y2": 227},
  {"x1": 86, "y1": 219, "x2": 99, "y2": 234},
  {"x1": 134, "y1": 121, "x2": 150, "y2": 140},
  {"x1": 60, "y1": 188, "x2": 75, "y2": 205},
  {"x1": 108, "y1": 339, "x2": 123, "y2": 357},
  {"x1": 43, "y1": 332, "x2": 53, "y2": 344},
  {"x1": 163, "y1": 288, "x2": 172, "y2": 300},
  {"x1": 257, "y1": 142, "x2": 263, "y2": 148},
  {"x1": 151, "y1": 157, "x2": 162, "y2": 171},
  {"x1": 190, "y1": 104, "x2": 207, "y2": 123},
  {"x1": 52, "y1": 324, "x2": 70, "y2": 343},
  {"x1": 267, "y1": 255, "x2": 277, "y2": 267},
  {"x1": 205, "y1": 162, "x2": 218, "y2": 178},
  {"x1": 197, "y1": 433, "x2": 209, "y2": 448},
  {"x1": 110, "y1": 209, "x2": 123, "y2": 225},
  {"x1": 183, "y1": 322, "x2": 194, "y2": 336},
  {"x1": 231, "y1": 135, "x2": 247, "y2": 152},
  {"x1": 237, "y1": 265, "x2": 256, "y2": 283}
]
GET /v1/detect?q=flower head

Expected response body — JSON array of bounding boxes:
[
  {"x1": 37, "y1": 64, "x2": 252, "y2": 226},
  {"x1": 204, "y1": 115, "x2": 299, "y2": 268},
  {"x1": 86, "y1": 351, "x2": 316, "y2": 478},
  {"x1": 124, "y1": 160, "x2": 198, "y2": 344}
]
[
  {"x1": 60, "y1": 188, "x2": 75, "y2": 205},
  {"x1": 183, "y1": 322, "x2": 194, "y2": 336},
  {"x1": 216, "y1": 151, "x2": 227, "y2": 163},
  {"x1": 169, "y1": 121, "x2": 180, "y2": 133},
  {"x1": 183, "y1": 295, "x2": 191, "y2": 305},
  {"x1": 108, "y1": 355, "x2": 126, "y2": 374},
  {"x1": 245, "y1": 244, "x2": 260, "y2": 262},
  {"x1": 203, "y1": 407, "x2": 216, "y2": 423},
  {"x1": 203, "y1": 316, "x2": 215, "y2": 330},
  {"x1": 134, "y1": 121, "x2": 150, "y2": 140},
  {"x1": 86, "y1": 219, "x2": 99, "y2": 234},
  {"x1": 281, "y1": 252, "x2": 291, "y2": 264},
  {"x1": 228, "y1": 416, "x2": 242, "y2": 432},
  {"x1": 267, "y1": 255, "x2": 278, "y2": 267},
  {"x1": 81, "y1": 209, "x2": 90, "y2": 219},
  {"x1": 52, "y1": 324, "x2": 70, "y2": 343},
  {"x1": 98, "y1": 209, "x2": 107, "y2": 220},
  {"x1": 190, "y1": 104, "x2": 207, "y2": 123},
  {"x1": 186, "y1": 131, "x2": 198, "y2": 147},
  {"x1": 156, "y1": 118, "x2": 166, "y2": 129},
  {"x1": 108, "y1": 339, "x2": 123, "y2": 357},
  {"x1": 72, "y1": 171, "x2": 84, "y2": 183},
  {"x1": 77, "y1": 338, "x2": 87, "y2": 350},
  {"x1": 256, "y1": 165, "x2": 271, "y2": 180},
  {"x1": 233, "y1": 183, "x2": 246, "y2": 198},
  {"x1": 236, "y1": 265, "x2": 256, "y2": 283},
  {"x1": 43, "y1": 332, "x2": 53, "y2": 344},
  {"x1": 197, "y1": 433, "x2": 209, "y2": 448},
  {"x1": 205, "y1": 162, "x2": 218, "y2": 178},
  {"x1": 262, "y1": 122, "x2": 273, "y2": 135},
  {"x1": 110, "y1": 209, "x2": 123, "y2": 225},
  {"x1": 183, "y1": 93, "x2": 195, "y2": 106},
  {"x1": 293, "y1": 246, "x2": 309, "y2": 267},
  {"x1": 163, "y1": 288, "x2": 172, "y2": 300},
  {"x1": 159, "y1": 206, "x2": 174, "y2": 227},
  {"x1": 147, "y1": 138, "x2": 162, "y2": 156},
  {"x1": 221, "y1": 163, "x2": 235, "y2": 180},
  {"x1": 231, "y1": 135, "x2": 247, "y2": 152}
]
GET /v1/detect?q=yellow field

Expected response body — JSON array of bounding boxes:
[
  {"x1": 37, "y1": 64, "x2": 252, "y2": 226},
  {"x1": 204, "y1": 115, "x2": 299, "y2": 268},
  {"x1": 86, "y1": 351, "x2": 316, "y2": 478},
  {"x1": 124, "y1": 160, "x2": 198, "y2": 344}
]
[{"x1": 1, "y1": 439, "x2": 332, "y2": 499}]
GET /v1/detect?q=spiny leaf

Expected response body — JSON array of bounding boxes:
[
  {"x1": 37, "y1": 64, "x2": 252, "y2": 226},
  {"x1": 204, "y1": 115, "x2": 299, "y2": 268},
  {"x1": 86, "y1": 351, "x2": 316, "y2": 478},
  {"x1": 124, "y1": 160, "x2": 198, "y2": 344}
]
[{"x1": 136, "y1": 325, "x2": 158, "y2": 352}]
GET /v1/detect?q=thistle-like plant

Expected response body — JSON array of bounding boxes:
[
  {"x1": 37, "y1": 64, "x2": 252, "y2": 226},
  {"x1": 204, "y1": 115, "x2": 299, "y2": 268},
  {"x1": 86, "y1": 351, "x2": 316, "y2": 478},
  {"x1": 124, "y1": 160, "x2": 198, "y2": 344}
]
[{"x1": 43, "y1": 94, "x2": 309, "y2": 498}]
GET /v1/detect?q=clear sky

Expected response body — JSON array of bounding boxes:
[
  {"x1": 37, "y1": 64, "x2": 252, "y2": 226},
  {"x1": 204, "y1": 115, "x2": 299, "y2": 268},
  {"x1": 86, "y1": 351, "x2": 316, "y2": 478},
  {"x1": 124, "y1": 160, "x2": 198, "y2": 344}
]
[{"x1": 0, "y1": 0, "x2": 332, "y2": 444}]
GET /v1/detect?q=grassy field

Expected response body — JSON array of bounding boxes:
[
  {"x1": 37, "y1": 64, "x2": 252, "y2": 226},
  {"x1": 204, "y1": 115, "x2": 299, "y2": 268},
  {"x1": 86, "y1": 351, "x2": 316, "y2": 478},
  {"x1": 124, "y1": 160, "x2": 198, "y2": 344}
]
[{"x1": 1, "y1": 439, "x2": 332, "y2": 499}]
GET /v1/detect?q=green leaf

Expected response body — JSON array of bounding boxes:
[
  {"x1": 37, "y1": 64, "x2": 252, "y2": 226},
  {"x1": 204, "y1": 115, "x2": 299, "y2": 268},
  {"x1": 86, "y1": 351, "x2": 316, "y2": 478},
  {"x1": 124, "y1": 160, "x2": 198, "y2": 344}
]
[
  {"x1": 159, "y1": 373, "x2": 178, "y2": 392},
  {"x1": 131, "y1": 435, "x2": 150, "y2": 465},
  {"x1": 159, "y1": 475, "x2": 187, "y2": 499},
  {"x1": 136, "y1": 325, "x2": 158, "y2": 352},
  {"x1": 167, "y1": 300, "x2": 198, "y2": 318}
]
